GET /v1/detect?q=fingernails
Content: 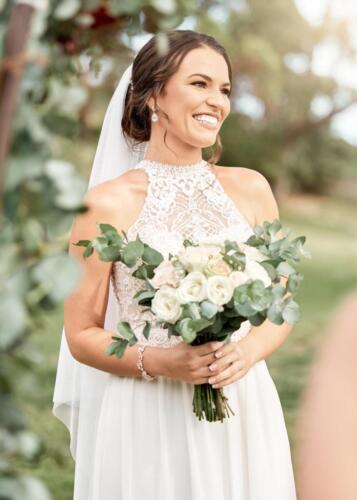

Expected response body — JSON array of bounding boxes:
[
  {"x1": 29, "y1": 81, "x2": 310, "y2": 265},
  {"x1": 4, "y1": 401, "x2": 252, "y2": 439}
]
[
  {"x1": 208, "y1": 378, "x2": 215, "y2": 384},
  {"x1": 209, "y1": 363, "x2": 217, "y2": 371},
  {"x1": 215, "y1": 351, "x2": 223, "y2": 358}
]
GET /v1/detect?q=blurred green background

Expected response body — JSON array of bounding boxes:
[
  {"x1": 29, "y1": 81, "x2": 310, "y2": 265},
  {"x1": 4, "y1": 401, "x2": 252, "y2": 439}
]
[{"x1": 1, "y1": 0, "x2": 356, "y2": 498}]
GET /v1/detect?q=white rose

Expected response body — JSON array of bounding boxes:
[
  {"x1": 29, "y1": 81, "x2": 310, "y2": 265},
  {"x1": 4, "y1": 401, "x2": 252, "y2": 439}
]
[
  {"x1": 206, "y1": 275, "x2": 234, "y2": 306},
  {"x1": 176, "y1": 271, "x2": 207, "y2": 304},
  {"x1": 239, "y1": 243, "x2": 265, "y2": 262},
  {"x1": 178, "y1": 245, "x2": 222, "y2": 272},
  {"x1": 148, "y1": 260, "x2": 180, "y2": 289},
  {"x1": 151, "y1": 286, "x2": 182, "y2": 323},
  {"x1": 244, "y1": 260, "x2": 271, "y2": 287},
  {"x1": 230, "y1": 270, "x2": 250, "y2": 288}
]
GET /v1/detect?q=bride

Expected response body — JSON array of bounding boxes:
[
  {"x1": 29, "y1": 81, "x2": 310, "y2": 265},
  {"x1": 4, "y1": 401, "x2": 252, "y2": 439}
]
[{"x1": 53, "y1": 29, "x2": 297, "y2": 499}]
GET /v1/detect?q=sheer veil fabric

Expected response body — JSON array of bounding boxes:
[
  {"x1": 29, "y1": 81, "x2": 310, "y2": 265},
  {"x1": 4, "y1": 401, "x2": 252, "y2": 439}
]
[{"x1": 52, "y1": 63, "x2": 147, "y2": 460}]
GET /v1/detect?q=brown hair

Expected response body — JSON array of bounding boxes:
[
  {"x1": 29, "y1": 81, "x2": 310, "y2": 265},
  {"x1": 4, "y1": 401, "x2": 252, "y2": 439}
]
[{"x1": 121, "y1": 30, "x2": 232, "y2": 164}]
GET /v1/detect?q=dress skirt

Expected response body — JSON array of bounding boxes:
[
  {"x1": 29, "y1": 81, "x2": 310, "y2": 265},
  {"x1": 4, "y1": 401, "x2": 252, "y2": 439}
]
[{"x1": 88, "y1": 357, "x2": 297, "y2": 500}]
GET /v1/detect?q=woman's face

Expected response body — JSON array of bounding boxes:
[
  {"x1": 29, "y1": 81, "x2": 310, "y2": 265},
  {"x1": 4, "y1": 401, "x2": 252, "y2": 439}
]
[{"x1": 148, "y1": 46, "x2": 231, "y2": 149}]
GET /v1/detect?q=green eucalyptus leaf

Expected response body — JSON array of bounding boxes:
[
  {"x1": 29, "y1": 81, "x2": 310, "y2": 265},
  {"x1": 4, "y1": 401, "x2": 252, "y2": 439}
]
[
  {"x1": 122, "y1": 240, "x2": 144, "y2": 267},
  {"x1": 116, "y1": 321, "x2": 135, "y2": 340},
  {"x1": 0, "y1": 292, "x2": 27, "y2": 350},
  {"x1": 282, "y1": 299, "x2": 300, "y2": 324},
  {"x1": 132, "y1": 264, "x2": 148, "y2": 280},
  {"x1": 135, "y1": 289, "x2": 155, "y2": 305},
  {"x1": 100, "y1": 246, "x2": 121, "y2": 262},
  {"x1": 142, "y1": 246, "x2": 164, "y2": 266},
  {"x1": 277, "y1": 261, "x2": 296, "y2": 277},
  {"x1": 105, "y1": 341, "x2": 118, "y2": 356},
  {"x1": 31, "y1": 254, "x2": 82, "y2": 303},
  {"x1": 143, "y1": 321, "x2": 151, "y2": 340},
  {"x1": 83, "y1": 242, "x2": 94, "y2": 257},
  {"x1": 286, "y1": 272, "x2": 303, "y2": 293},
  {"x1": 267, "y1": 301, "x2": 284, "y2": 325},
  {"x1": 200, "y1": 300, "x2": 218, "y2": 319}
]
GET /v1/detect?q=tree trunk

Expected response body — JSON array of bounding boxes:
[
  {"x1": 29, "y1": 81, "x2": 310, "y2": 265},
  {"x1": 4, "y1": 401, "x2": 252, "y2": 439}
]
[{"x1": 0, "y1": 3, "x2": 34, "y2": 206}]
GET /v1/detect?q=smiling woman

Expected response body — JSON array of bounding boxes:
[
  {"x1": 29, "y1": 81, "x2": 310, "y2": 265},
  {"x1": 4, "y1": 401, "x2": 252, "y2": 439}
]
[{"x1": 53, "y1": 29, "x2": 297, "y2": 500}]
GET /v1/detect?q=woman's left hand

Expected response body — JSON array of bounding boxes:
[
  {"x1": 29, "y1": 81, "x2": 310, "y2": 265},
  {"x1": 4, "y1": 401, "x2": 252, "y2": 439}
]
[{"x1": 206, "y1": 339, "x2": 257, "y2": 388}]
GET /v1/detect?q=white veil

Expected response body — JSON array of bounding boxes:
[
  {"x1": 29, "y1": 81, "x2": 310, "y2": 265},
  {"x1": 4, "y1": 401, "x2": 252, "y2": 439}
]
[{"x1": 52, "y1": 63, "x2": 148, "y2": 469}]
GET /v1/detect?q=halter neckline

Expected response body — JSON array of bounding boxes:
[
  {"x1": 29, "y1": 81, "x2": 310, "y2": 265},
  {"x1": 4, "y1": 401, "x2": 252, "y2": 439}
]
[{"x1": 134, "y1": 158, "x2": 209, "y2": 175}]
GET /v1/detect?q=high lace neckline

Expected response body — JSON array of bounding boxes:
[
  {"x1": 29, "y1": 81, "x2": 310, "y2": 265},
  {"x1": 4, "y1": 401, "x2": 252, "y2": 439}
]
[{"x1": 135, "y1": 158, "x2": 209, "y2": 175}]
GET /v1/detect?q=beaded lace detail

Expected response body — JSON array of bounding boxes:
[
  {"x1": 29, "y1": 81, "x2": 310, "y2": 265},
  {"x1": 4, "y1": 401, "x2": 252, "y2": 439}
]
[{"x1": 110, "y1": 158, "x2": 255, "y2": 347}]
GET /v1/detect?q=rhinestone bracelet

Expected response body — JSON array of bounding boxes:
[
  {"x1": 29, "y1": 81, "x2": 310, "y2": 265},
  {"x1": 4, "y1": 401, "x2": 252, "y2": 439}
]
[{"x1": 136, "y1": 344, "x2": 156, "y2": 381}]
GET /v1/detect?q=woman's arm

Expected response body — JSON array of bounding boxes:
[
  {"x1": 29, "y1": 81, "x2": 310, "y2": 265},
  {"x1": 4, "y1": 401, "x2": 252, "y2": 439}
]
[
  {"x1": 236, "y1": 170, "x2": 293, "y2": 364},
  {"x1": 64, "y1": 173, "x2": 167, "y2": 378}
]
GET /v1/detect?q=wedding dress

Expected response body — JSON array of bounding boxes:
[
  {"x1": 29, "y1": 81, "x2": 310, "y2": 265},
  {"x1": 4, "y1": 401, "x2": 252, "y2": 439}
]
[{"x1": 82, "y1": 158, "x2": 297, "y2": 500}]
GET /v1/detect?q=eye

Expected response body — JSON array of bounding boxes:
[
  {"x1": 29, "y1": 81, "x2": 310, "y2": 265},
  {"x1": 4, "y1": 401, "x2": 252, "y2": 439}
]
[{"x1": 192, "y1": 81, "x2": 231, "y2": 97}]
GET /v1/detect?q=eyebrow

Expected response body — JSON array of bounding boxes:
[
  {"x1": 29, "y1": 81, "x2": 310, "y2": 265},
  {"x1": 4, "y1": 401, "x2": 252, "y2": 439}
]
[{"x1": 187, "y1": 73, "x2": 231, "y2": 88}]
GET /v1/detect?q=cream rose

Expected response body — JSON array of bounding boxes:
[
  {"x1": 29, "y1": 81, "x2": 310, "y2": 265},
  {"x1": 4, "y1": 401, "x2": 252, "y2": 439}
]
[
  {"x1": 151, "y1": 286, "x2": 182, "y2": 323},
  {"x1": 230, "y1": 270, "x2": 250, "y2": 288},
  {"x1": 149, "y1": 260, "x2": 180, "y2": 289},
  {"x1": 203, "y1": 255, "x2": 232, "y2": 277},
  {"x1": 176, "y1": 271, "x2": 207, "y2": 304},
  {"x1": 206, "y1": 275, "x2": 234, "y2": 306},
  {"x1": 244, "y1": 260, "x2": 271, "y2": 287},
  {"x1": 178, "y1": 245, "x2": 222, "y2": 272}
]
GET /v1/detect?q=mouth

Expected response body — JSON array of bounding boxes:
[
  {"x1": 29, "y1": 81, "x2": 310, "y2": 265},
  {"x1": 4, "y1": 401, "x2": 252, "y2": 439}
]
[{"x1": 192, "y1": 113, "x2": 220, "y2": 130}]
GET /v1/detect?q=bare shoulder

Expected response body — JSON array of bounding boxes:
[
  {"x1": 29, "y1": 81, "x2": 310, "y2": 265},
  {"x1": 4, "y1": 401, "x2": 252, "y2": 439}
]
[
  {"x1": 70, "y1": 168, "x2": 148, "y2": 247},
  {"x1": 214, "y1": 165, "x2": 279, "y2": 226},
  {"x1": 216, "y1": 165, "x2": 271, "y2": 192}
]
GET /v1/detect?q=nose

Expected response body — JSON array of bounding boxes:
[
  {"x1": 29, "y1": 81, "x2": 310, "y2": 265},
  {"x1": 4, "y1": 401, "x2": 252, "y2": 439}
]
[{"x1": 205, "y1": 88, "x2": 229, "y2": 115}]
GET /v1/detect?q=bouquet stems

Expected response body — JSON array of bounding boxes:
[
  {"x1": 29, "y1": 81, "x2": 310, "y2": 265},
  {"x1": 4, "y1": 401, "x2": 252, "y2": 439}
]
[
  {"x1": 193, "y1": 383, "x2": 235, "y2": 422},
  {"x1": 191, "y1": 332, "x2": 236, "y2": 422}
]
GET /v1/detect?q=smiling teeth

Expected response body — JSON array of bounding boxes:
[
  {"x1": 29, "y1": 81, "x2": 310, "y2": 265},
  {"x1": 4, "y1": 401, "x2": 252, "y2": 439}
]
[{"x1": 193, "y1": 114, "x2": 218, "y2": 125}]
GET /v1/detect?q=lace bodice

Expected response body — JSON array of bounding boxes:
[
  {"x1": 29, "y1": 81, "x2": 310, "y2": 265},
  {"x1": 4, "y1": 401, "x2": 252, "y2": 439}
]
[{"x1": 110, "y1": 158, "x2": 255, "y2": 347}]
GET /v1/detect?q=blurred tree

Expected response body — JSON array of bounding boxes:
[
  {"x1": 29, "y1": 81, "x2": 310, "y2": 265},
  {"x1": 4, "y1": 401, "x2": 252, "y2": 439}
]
[
  {"x1": 0, "y1": 0, "x2": 201, "y2": 497},
  {"x1": 196, "y1": 0, "x2": 357, "y2": 194}
]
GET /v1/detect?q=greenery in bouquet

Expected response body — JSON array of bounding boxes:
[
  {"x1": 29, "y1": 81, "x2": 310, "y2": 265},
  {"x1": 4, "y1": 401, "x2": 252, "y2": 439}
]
[{"x1": 75, "y1": 219, "x2": 310, "y2": 422}]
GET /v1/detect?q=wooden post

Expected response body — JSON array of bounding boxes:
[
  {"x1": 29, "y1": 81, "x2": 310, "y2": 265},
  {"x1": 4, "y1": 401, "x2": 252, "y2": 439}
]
[{"x1": 0, "y1": 3, "x2": 34, "y2": 206}]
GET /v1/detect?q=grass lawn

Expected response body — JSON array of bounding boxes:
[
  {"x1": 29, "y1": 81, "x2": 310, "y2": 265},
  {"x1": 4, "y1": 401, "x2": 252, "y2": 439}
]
[{"x1": 12, "y1": 194, "x2": 357, "y2": 499}]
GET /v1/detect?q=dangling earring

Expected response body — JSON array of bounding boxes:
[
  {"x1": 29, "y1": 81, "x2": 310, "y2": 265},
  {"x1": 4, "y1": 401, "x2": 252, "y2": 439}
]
[{"x1": 151, "y1": 107, "x2": 158, "y2": 122}]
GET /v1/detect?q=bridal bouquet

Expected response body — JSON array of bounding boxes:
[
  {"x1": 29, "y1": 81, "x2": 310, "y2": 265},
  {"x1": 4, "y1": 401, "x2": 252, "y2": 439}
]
[{"x1": 75, "y1": 219, "x2": 309, "y2": 422}]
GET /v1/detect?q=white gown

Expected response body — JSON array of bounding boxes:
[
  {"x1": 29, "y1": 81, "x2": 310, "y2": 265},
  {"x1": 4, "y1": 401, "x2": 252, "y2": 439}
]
[{"x1": 79, "y1": 159, "x2": 297, "y2": 499}]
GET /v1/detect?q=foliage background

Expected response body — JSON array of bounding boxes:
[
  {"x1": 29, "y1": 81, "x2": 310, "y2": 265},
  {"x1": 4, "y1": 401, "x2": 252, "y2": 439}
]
[{"x1": 0, "y1": 0, "x2": 356, "y2": 498}]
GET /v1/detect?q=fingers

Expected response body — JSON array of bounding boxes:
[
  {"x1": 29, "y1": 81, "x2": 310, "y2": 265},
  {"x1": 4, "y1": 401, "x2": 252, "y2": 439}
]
[
  {"x1": 209, "y1": 360, "x2": 247, "y2": 388},
  {"x1": 195, "y1": 341, "x2": 225, "y2": 356}
]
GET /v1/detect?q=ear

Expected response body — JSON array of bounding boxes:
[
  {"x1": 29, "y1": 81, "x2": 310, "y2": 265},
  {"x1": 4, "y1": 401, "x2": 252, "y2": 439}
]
[{"x1": 146, "y1": 95, "x2": 156, "y2": 112}]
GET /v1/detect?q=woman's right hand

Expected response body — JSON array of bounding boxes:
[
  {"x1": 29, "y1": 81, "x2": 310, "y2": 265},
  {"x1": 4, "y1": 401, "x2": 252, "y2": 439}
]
[{"x1": 161, "y1": 340, "x2": 226, "y2": 385}]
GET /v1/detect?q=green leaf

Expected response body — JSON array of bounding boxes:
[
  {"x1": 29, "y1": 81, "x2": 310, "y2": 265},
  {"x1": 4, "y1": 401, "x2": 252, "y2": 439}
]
[
  {"x1": 286, "y1": 272, "x2": 303, "y2": 293},
  {"x1": 282, "y1": 299, "x2": 300, "y2": 324},
  {"x1": 267, "y1": 302, "x2": 284, "y2": 325},
  {"x1": 259, "y1": 261, "x2": 278, "y2": 281},
  {"x1": 176, "y1": 318, "x2": 197, "y2": 343},
  {"x1": 142, "y1": 246, "x2": 164, "y2": 266},
  {"x1": 0, "y1": 291, "x2": 27, "y2": 350},
  {"x1": 122, "y1": 240, "x2": 144, "y2": 267},
  {"x1": 132, "y1": 264, "x2": 148, "y2": 280},
  {"x1": 248, "y1": 311, "x2": 267, "y2": 326},
  {"x1": 73, "y1": 239, "x2": 91, "y2": 247},
  {"x1": 83, "y1": 242, "x2": 94, "y2": 257},
  {"x1": 135, "y1": 289, "x2": 155, "y2": 305},
  {"x1": 105, "y1": 341, "x2": 118, "y2": 356},
  {"x1": 100, "y1": 246, "x2": 121, "y2": 262},
  {"x1": 200, "y1": 300, "x2": 218, "y2": 319},
  {"x1": 277, "y1": 261, "x2": 296, "y2": 276},
  {"x1": 115, "y1": 340, "x2": 129, "y2": 358},
  {"x1": 116, "y1": 321, "x2": 135, "y2": 340},
  {"x1": 31, "y1": 254, "x2": 82, "y2": 302},
  {"x1": 143, "y1": 321, "x2": 151, "y2": 340}
]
